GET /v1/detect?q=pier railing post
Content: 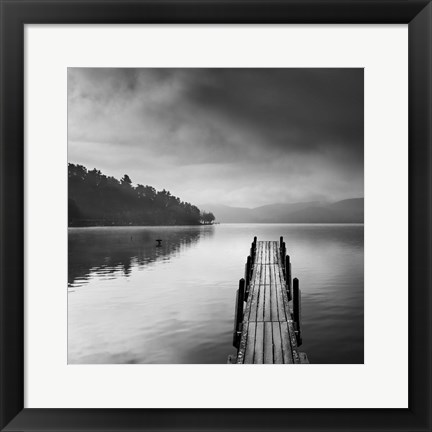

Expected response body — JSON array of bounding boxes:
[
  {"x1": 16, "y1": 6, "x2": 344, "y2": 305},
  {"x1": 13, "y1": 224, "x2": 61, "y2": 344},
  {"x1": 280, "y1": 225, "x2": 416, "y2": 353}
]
[
  {"x1": 245, "y1": 238, "x2": 257, "y2": 301},
  {"x1": 233, "y1": 278, "x2": 245, "y2": 348},
  {"x1": 293, "y1": 278, "x2": 302, "y2": 346},
  {"x1": 245, "y1": 255, "x2": 252, "y2": 286},
  {"x1": 280, "y1": 237, "x2": 284, "y2": 261},
  {"x1": 280, "y1": 240, "x2": 286, "y2": 263},
  {"x1": 285, "y1": 255, "x2": 291, "y2": 301}
]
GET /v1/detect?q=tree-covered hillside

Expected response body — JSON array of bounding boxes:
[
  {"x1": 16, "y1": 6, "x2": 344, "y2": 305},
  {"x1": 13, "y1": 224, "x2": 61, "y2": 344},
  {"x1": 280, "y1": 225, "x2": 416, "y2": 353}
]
[{"x1": 68, "y1": 164, "x2": 210, "y2": 226}]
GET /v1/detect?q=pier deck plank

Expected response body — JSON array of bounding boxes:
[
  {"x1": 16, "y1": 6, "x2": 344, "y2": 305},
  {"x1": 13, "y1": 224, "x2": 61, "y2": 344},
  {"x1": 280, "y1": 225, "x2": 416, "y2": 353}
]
[{"x1": 236, "y1": 240, "x2": 306, "y2": 364}]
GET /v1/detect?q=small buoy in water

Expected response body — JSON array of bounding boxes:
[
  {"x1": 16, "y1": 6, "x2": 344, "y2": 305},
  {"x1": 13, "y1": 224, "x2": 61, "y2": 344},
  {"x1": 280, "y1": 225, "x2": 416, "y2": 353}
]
[{"x1": 156, "y1": 239, "x2": 162, "y2": 247}]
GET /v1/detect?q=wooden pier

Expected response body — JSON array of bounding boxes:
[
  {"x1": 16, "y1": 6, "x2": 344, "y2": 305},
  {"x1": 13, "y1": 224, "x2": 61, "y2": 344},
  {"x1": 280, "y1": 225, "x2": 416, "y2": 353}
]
[{"x1": 230, "y1": 237, "x2": 309, "y2": 364}]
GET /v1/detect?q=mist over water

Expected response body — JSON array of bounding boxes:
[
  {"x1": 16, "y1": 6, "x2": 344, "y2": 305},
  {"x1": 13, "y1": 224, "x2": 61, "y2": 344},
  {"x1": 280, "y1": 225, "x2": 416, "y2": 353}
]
[{"x1": 68, "y1": 224, "x2": 363, "y2": 364}]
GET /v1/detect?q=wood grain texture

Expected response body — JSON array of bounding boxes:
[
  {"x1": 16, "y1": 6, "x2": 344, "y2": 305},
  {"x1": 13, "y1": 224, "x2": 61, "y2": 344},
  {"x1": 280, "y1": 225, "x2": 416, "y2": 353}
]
[
  {"x1": 254, "y1": 322, "x2": 264, "y2": 364},
  {"x1": 264, "y1": 322, "x2": 273, "y2": 364},
  {"x1": 235, "y1": 240, "x2": 306, "y2": 364},
  {"x1": 280, "y1": 321, "x2": 294, "y2": 364},
  {"x1": 244, "y1": 322, "x2": 256, "y2": 364},
  {"x1": 272, "y1": 322, "x2": 284, "y2": 364}
]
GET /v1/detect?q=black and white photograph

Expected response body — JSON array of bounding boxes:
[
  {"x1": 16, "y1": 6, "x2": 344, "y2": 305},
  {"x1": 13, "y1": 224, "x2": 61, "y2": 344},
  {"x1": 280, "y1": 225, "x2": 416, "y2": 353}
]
[{"x1": 68, "y1": 68, "x2": 364, "y2": 364}]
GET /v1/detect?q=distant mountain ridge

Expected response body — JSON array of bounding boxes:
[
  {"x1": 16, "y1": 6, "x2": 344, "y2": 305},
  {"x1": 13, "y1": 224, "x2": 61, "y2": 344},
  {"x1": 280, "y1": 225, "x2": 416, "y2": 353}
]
[{"x1": 200, "y1": 198, "x2": 364, "y2": 223}]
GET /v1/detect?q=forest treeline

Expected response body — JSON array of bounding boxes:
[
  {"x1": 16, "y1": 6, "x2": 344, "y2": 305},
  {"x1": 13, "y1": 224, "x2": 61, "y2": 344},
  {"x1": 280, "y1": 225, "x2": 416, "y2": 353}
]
[{"x1": 68, "y1": 164, "x2": 215, "y2": 226}]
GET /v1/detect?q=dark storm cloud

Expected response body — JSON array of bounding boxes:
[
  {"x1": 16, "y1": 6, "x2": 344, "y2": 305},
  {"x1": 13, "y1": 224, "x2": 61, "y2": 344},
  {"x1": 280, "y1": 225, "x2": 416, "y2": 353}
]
[
  {"x1": 68, "y1": 68, "x2": 363, "y2": 207},
  {"x1": 187, "y1": 68, "x2": 363, "y2": 157}
]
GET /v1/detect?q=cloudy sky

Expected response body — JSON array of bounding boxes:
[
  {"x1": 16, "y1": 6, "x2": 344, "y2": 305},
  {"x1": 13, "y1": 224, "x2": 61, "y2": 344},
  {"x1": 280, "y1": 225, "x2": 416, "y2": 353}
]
[{"x1": 68, "y1": 68, "x2": 363, "y2": 208}]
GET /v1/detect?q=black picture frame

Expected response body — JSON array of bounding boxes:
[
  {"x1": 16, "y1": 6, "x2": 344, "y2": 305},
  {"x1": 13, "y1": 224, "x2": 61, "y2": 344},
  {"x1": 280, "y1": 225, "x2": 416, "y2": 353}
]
[{"x1": 1, "y1": 1, "x2": 431, "y2": 431}]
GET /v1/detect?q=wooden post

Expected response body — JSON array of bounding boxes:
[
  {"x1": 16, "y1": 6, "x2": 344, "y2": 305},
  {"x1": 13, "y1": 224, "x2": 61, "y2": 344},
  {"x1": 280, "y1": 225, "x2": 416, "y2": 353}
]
[
  {"x1": 280, "y1": 242, "x2": 285, "y2": 273},
  {"x1": 288, "y1": 262, "x2": 292, "y2": 301},
  {"x1": 285, "y1": 255, "x2": 291, "y2": 300},
  {"x1": 245, "y1": 256, "x2": 252, "y2": 287},
  {"x1": 279, "y1": 237, "x2": 283, "y2": 260},
  {"x1": 233, "y1": 278, "x2": 245, "y2": 348},
  {"x1": 293, "y1": 278, "x2": 302, "y2": 346}
]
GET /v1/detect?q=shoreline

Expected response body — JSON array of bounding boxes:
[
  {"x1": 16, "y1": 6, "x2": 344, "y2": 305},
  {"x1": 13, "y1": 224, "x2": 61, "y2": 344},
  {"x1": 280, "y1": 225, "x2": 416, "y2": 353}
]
[{"x1": 68, "y1": 222, "x2": 364, "y2": 228}]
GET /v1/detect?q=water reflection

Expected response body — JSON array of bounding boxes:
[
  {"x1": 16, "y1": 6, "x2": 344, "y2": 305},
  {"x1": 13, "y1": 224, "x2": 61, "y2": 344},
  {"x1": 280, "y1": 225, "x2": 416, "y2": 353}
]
[
  {"x1": 68, "y1": 226, "x2": 214, "y2": 288},
  {"x1": 68, "y1": 224, "x2": 363, "y2": 364}
]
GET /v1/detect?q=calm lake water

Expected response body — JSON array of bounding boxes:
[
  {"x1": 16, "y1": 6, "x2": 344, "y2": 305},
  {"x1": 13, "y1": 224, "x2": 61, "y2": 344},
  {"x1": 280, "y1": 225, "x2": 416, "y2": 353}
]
[{"x1": 68, "y1": 224, "x2": 363, "y2": 364}]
